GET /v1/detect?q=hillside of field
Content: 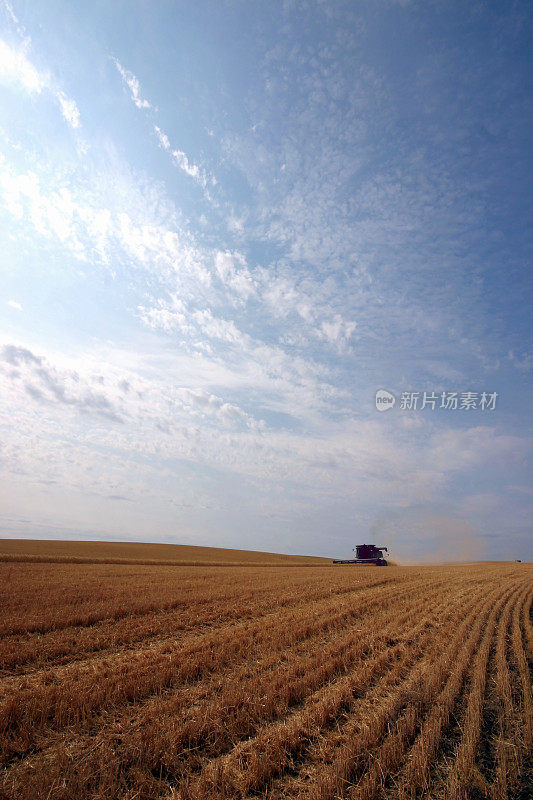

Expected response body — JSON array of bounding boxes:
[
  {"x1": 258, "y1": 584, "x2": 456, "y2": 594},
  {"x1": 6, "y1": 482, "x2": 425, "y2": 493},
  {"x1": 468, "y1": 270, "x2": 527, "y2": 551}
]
[
  {"x1": 0, "y1": 538, "x2": 331, "y2": 566},
  {"x1": 0, "y1": 557, "x2": 530, "y2": 800}
]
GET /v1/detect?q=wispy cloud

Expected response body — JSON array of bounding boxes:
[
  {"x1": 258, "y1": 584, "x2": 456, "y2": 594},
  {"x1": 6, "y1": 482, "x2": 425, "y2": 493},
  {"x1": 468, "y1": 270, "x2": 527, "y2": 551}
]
[
  {"x1": 319, "y1": 315, "x2": 357, "y2": 349},
  {"x1": 57, "y1": 91, "x2": 80, "y2": 129},
  {"x1": 154, "y1": 125, "x2": 207, "y2": 188},
  {"x1": 0, "y1": 157, "x2": 85, "y2": 253},
  {"x1": 0, "y1": 38, "x2": 46, "y2": 93},
  {"x1": 214, "y1": 250, "x2": 255, "y2": 302},
  {"x1": 113, "y1": 57, "x2": 151, "y2": 109},
  {"x1": 0, "y1": 38, "x2": 80, "y2": 128},
  {"x1": 2, "y1": 1, "x2": 19, "y2": 26},
  {"x1": 1, "y1": 344, "x2": 125, "y2": 422}
]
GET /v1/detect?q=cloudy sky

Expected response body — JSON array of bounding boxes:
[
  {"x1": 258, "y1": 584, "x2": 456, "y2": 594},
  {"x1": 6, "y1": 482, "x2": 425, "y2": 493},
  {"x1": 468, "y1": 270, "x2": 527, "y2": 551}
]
[{"x1": 0, "y1": 0, "x2": 531, "y2": 561}]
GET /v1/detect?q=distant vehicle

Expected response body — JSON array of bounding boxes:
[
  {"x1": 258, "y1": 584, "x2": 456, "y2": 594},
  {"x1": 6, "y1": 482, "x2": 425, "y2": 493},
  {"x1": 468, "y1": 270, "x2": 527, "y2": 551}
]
[
  {"x1": 333, "y1": 544, "x2": 388, "y2": 566},
  {"x1": 516, "y1": 559, "x2": 522, "y2": 563}
]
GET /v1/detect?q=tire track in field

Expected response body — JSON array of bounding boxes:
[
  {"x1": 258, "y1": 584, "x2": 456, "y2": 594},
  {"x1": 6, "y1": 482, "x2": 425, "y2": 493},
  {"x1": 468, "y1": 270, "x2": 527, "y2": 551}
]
[
  {"x1": 521, "y1": 588, "x2": 533, "y2": 658},
  {"x1": 467, "y1": 585, "x2": 531, "y2": 800}
]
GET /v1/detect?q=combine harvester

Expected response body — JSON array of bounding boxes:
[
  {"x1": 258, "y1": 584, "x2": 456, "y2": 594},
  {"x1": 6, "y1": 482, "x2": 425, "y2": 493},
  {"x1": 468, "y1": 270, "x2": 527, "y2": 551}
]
[{"x1": 333, "y1": 544, "x2": 389, "y2": 566}]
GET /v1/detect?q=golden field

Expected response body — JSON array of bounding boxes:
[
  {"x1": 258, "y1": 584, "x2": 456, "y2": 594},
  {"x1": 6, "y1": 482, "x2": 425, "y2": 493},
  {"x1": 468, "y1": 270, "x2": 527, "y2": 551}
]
[
  {"x1": 0, "y1": 538, "x2": 330, "y2": 566},
  {"x1": 0, "y1": 541, "x2": 531, "y2": 799}
]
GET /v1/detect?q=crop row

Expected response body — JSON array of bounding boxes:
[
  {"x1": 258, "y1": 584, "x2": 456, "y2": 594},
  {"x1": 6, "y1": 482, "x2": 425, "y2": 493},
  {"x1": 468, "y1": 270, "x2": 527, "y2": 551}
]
[
  {"x1": 0, "y1": 574, "x2": 444, "y2": 758},
  {"x1": 0, "y1": 572, "x2": 404, "y2": 673}
]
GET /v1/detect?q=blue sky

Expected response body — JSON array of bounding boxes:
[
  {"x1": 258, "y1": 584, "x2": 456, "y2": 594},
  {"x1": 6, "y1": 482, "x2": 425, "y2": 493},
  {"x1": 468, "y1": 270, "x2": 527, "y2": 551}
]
[{"x1": 0, "y1": 0, "x2": 531, "y2": 561}]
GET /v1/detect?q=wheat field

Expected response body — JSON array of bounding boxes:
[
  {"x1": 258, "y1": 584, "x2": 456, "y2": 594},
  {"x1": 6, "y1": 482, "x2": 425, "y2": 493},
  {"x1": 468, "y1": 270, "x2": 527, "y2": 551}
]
[{"x1": 0, "y1": 543, "x2": 531, "y2": 800}]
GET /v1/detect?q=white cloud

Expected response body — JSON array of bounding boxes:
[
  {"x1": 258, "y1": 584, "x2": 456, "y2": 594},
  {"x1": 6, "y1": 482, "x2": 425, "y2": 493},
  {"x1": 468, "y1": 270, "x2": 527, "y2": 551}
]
[
  {"x1": 3, "y1": 2, "x2": 19, "y2": 26},
  {"x1": 0, "y1": 39, "x2": 81, "y2": 130},
  {"x1": 139, "y1": 295, "x2": 194, "y2": 335},
  {"x1": 7, "y1": 299, "x2": 22, "y2": 310},
  {"x1": 113, "y1": 58, "x2": 151, "y2": 109},
  {"x1": 0, "y1": 340, "x2": 266, "y2": 462},
  {"x1": 0, "y1": 344, "x2": 125, "y2": 422},
  {"x1": 0, "y1": 38, "x2": 46, "y2": 93},
  {"x1": 227, "y1": 213, "x2": 245, "y2": 234},
  {"x1": 0, "y1": 157, "x2": 215, "y2": 284},
  {"x1": 171, "y1": 148, "x2": 204, "y2": 184},
  {"x1": 57, "y1": 91, "x2": 80, "y2": 129},
  {"x1": 193, "y1": 308, "x2": 246, "y2": 344},
  {"x1": 154, "y1": 125, "x2": 207, "y2": 187},
  {"x1": 0, "y1": 158, "x2": 84, "y2": 252},
  {"x1": 263, "y1": 277, "x2": 303, "y2": 319},
  {"x1": 215, "y1": 250, "x2": 255, "y2": 301},
  {"x1": 319, "y1": 314, "x2": 357, "y2": 347},
  {"x1": 177, "y1": 387, "x2": 260, "y2": 429},
  {"x1": 0, "y1": 334, "x2": 530, "y2": 559},
  {"x1": 154, "y1": 125, "x2": 170, "y2": 151}
]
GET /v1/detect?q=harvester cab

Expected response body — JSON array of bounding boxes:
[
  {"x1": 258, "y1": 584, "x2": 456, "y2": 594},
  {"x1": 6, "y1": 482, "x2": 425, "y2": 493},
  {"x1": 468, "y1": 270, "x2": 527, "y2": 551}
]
[{"x1": 333, "y1": 544, "x2": 388, "y2": 566}]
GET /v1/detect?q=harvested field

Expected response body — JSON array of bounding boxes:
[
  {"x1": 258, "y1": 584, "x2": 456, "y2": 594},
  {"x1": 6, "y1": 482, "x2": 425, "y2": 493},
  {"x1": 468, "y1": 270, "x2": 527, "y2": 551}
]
[{"x1": 0, "y1": 546, "x2": 530, "y2": 800}]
